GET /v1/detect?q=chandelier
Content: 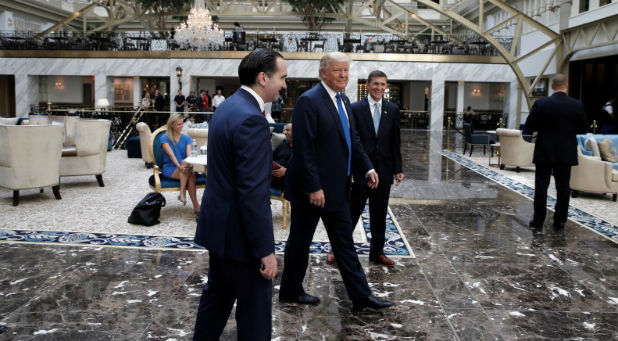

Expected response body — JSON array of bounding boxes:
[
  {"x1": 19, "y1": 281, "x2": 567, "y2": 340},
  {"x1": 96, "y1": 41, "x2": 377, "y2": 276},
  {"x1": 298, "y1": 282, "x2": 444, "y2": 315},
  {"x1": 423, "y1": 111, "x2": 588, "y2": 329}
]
[{"x1": 175, "y1": 0, "x2": 224, "y2": 51}]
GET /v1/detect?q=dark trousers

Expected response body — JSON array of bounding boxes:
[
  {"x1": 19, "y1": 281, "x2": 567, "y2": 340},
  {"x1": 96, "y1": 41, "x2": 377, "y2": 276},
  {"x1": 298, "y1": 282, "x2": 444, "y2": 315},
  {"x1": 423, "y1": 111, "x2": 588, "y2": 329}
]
[
  {"x1": 193, "y1": 255, "x2": 272, "y2": 341},
  {"x1": 533, "y1": 162, "x2": 572, "y2": 225},
  {"x1": 280, "y1": 200, "x2": 371, "y2": 302},
  {"x1": 350, "y1": 180, "x2": 392, "y2": 259}
]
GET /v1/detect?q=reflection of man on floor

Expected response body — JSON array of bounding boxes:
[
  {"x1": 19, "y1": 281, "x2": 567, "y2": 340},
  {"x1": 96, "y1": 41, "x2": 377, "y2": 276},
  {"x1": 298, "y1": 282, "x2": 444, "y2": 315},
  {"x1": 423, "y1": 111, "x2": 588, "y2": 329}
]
[
  {"x1": 327, "y1": 70, "x2": 404, "y2": 267},
  {"x1": 271, "y1": 123, "x2": 292, "y2": 189}
]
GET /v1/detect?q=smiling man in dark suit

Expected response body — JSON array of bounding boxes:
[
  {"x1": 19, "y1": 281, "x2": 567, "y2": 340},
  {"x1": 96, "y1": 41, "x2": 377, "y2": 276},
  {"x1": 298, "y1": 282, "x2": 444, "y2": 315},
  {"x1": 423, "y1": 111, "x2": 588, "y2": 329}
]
[
  {"x1": 525, "y1": 73, "x2": 587, "y2": 233},
  {"x1": 328, "y1": 70, "x2": 404, "y2": 267},
  {"x1": 192, "y1": 49, "x2": 287, "y2": 341},
  {"x1": 279, "y1": 52, "x2": 393, "y2": 312}
]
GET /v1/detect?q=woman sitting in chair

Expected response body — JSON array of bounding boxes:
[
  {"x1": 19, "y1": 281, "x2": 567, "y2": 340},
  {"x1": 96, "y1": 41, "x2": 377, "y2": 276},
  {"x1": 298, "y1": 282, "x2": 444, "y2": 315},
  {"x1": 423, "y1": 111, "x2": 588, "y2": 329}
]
[{"x1": 160, "y1": 113, "x2": 200, "y2": 215}]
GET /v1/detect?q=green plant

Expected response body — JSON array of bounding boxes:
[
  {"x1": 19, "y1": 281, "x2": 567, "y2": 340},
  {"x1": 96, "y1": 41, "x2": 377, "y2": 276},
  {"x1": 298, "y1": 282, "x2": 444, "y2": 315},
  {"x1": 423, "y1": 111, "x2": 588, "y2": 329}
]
[{"x1": 283, "y1": 0, "x2": 345, "y2": 32}]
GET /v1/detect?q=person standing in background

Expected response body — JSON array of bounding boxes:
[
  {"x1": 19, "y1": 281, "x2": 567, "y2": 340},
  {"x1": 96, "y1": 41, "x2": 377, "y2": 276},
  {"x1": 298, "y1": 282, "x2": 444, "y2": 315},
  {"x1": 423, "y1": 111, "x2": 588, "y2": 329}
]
[
  {"x1": 174, "y1": 89, "x2": 186, "y2": 112},
  {"x1": 212, "y1": 89, "x2": 226, "y2": 111},
  {"x1": 525, "y1": 74, "x2": 588, "y2": 233}
]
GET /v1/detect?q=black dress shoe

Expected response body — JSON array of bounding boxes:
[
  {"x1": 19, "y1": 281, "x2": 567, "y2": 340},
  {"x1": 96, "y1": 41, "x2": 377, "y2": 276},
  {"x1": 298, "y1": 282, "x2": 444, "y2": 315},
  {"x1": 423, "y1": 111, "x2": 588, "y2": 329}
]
[
  {"x1": 553, "y1": 221, "x2": 566, "y2": 229},
  {"x1": 529, "y1": 220, "x2": 543, "y2": 228},
  {"x1": 352, "y1": 295, "x2": 393, "y2": 312},
  {"x1": 279, "y1": 293, "x2": 320, "y2": 305}
]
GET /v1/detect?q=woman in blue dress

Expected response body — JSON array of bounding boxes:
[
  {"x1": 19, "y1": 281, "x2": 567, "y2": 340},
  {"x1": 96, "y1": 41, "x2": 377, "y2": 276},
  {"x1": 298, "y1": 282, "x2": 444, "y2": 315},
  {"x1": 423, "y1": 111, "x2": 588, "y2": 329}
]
[{"x1": 161, "y1": 113, "x2": 199, "y2": 215}]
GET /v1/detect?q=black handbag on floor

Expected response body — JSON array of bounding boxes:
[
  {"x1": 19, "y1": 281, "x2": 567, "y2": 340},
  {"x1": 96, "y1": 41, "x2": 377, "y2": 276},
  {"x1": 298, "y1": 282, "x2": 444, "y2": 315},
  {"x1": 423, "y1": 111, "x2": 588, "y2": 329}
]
[{"x1": 128, "y1": 192, "x2": 166, "y2": 226}]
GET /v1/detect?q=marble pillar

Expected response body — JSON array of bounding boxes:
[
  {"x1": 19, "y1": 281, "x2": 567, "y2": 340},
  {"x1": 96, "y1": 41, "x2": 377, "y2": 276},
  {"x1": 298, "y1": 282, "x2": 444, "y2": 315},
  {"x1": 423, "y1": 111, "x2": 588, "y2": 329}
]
[
  {"x1": 428, "y1": 130, "x2": 443, "y2": 182},
  {"x1": 507, "y1": 80, "x2": 519, "y2": 128},
  {"x1": 456, "y1": 81, "x2": 465, "y2": 128},
  {"x1": 133, "y1": 77, "x2": 141, "y2": 109},
  {"x1": 430, "y1": 79, "x2": 445, "y2": 132},
  {"x1": 94, "y1": 74, "x2": 108, "y2": 106}
]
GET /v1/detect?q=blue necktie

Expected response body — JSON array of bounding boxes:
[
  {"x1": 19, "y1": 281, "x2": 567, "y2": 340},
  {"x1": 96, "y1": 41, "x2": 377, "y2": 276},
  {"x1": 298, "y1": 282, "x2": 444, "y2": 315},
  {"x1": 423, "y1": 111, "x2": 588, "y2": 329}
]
[
  {"x1": 373, "y1": 102, "x2": 381, "y2": 135},
  {"x1": 336, "y1": 93, "x2": 351, "y2": 176}
]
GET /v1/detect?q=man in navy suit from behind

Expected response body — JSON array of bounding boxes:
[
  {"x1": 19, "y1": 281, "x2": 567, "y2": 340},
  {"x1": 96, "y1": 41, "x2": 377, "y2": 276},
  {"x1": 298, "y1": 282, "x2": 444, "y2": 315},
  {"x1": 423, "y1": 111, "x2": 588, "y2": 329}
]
[
  {"x1": 525, "y1": 73, "x2": 587, "y2": 233},
  {"x1": 279, "y1": 52, "x2": 393, "y2": 312},
  {"x1": 327, "y1": 70, "x2": 404, "y2": 267},
  {"x1": 193, "y1": 49, "x2": 287, "y2": 341}
]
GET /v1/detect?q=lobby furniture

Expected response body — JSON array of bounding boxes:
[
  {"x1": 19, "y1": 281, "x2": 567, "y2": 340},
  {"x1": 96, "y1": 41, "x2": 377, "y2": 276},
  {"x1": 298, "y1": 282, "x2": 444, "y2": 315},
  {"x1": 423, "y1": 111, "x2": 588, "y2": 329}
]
[
  {"x1": 49, "y1": 115, "x2": 78, "y2": 147},
  {"x1": 148, "y1": 126, "x2": 206, "y2": 193},
  {"x1": 186, "y1": 127, "x2": 208, "y2": 150},
  {"x1": 576, "y1": 134, "x2": 618, "y2": 170},
  {"x1": 0, "y1": 124, "x2": 64, "y2": 206},
  {"x1": 269, "y1": 128, "x2": 289, "y2": 229},
  {"x1": 136, "y1": 122, "x2": 153, "y2": 167},
  {"x1": 570, "y1": 148, "x2": 618, "y2": 201},
  {"x1": 59, "y1": 119, "x2": 111, "y2": 187},
  {"x1": 463, "y1": 123, "x2": 489, "y2": 156},
  {"x1": 496, "y1": 128, "x2": 534, "y2": 172}
]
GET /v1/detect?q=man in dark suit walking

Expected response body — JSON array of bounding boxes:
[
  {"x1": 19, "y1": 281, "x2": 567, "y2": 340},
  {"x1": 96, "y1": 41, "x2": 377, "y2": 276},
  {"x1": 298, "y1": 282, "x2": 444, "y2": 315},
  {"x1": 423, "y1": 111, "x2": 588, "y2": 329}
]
[
  {"x1": 525, "y1": 73, "x2": 587, "y2": 233},
  {"x1": 193, "y1": 49, "x2": 287, "y2": 341},
  {"x1": 328, "y1": 70, "x2": 404, "y2": 267},
  {"x1": 280, "y1": 52, "x2": 393, "y2": 312}
]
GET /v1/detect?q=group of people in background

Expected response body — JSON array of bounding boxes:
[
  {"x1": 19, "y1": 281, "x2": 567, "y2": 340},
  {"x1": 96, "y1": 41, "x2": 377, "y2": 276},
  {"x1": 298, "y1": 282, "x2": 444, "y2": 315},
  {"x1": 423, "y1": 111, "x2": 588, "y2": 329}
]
[{"x1": 141, "y1": 88, "x2": 227, "y2": 112}]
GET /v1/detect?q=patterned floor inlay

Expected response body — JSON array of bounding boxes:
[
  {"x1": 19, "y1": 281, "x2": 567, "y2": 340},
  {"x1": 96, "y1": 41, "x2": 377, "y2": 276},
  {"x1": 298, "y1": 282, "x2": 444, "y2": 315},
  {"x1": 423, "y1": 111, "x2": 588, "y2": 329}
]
[
  {"x1": 442, "y1": 150, "x2": 618, "y2": 244},
  {"x1": 0, "y1": 204, "x2": 414, "y2": 257}
]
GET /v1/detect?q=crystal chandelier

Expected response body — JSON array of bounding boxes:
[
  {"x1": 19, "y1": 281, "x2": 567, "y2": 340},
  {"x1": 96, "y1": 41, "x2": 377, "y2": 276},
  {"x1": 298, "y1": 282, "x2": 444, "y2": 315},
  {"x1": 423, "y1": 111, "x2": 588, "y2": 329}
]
[{"x1": 175, "y1": 0, "x2": 224, "y2": 51}]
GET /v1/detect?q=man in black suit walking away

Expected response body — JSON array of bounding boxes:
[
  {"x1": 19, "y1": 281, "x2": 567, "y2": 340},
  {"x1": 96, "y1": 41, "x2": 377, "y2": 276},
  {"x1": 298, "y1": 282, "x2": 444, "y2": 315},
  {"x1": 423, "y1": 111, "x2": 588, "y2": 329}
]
[
  {"x1": 279, "y1": 52, "x2": 393, "y2": 312},
  {"x1": 192, "y1": 49, "x2": 287, "y2": 341},
  {"x1": 525, "y1": 74, "x2": 588, "y2": 232},
  {"x1": 328, "y1": 70, "x2": 404, "y2": 267}
]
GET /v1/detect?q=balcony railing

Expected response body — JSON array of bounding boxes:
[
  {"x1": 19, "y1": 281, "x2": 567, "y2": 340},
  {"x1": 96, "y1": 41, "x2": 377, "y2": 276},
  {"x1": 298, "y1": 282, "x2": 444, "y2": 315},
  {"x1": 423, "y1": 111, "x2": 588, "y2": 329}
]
[{"x1": 1, "y1": 30, "x2": 511, "y2": 57}]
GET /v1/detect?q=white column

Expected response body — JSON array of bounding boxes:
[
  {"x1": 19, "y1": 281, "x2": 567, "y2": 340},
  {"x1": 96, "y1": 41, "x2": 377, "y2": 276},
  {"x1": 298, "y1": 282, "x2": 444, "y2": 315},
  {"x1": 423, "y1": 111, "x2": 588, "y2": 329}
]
[
  {"x1": 456, "y1": 81, "x2": 465, "y2": 128},
  {"x1": 429, "y1": 78, "x2": 445, "y2": 132},
  {"x1": 133, "y1": 77, "x2": 141, "y2": 109},
  {"x1": 428, "y1": 130, "x2": 443, "y2": 182},
  {"x1": 94, "y1": 74, "x2": 109, "y2": 105},
  {"x1": 14, "y1": 73, "x2": 35, "y2": 117},
  {"x1": 346, "y1": 74, "x2": 359, "y2": 103}
]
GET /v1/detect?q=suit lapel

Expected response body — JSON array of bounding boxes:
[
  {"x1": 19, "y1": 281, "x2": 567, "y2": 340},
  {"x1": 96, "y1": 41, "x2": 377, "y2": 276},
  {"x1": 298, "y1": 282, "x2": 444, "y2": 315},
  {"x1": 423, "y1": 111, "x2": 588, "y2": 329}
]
[
  {"x1": 318, "y1": 83, "x2": 348, "y2": 146},
  {"x1": 361, "y1": 97, "x2": 377, "y2": 139},
  {"x1": 377, "y1": 100, "x2": 390, "y2": 138}
]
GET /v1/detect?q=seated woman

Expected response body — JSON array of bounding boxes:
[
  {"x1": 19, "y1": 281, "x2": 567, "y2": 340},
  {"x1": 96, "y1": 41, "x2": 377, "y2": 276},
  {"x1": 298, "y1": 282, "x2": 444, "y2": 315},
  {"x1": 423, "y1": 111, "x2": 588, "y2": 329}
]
[{"x1": 160, "y1": 113, "x2": 200, "y2": 216}]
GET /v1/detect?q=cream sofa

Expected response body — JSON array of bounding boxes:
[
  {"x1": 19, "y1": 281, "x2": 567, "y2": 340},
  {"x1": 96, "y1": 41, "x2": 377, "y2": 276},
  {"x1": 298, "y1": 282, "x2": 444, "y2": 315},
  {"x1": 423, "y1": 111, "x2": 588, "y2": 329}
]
[
  {"x1": 496, "y1": 128, "x2": 535, "y2": 172},
  {"x1": 0, "y1": 124, "x2": 64, "y2": 206},
  {"x1": 570, "y1": 148, "x2": 618, "y2": 201},
  {"x1": 60, "y1": 119, "x2": 111, "y2": 186},
  {"x1": 136, "y1": 122, "x2": 153, "y2": 166}
]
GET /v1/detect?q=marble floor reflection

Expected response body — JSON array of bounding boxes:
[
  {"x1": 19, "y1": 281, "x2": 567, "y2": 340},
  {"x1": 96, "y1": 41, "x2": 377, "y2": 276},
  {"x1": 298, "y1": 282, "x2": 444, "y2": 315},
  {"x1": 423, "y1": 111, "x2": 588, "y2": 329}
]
[{"x1": 1, "y1": 130, "x2": 618, "y2": 341}]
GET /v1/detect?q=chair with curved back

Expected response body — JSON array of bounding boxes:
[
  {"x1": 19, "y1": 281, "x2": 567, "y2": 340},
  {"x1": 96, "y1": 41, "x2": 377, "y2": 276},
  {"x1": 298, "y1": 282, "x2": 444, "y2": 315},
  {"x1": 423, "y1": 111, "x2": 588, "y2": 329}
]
[
  {"x1": 496, "y1": 128, "x2": 534, "y2": 172},
  {"x1": 136, "y1": 122, "x2": 153, "y2": 168},
  {"x1": 148, "y1": 126, "x2": 206, "y2": 193},
  {"x1": 463, "y1": 123, "x2": 489, "y2": 156}
]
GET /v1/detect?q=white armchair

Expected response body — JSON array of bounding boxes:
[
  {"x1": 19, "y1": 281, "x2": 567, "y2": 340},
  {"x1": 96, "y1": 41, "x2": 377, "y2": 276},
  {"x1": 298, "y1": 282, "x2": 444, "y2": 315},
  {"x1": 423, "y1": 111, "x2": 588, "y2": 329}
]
[
  {"x1": 0, "y1": 124, "x2": 64, "y2": 206},
  {"x1": 60, "y1": 119, "x2": 111, "y2": 186},
  {"x1": 186, "y1": 128, "x2": 208, "y2": 150},
  {"x1": 570, "y1": 148, "x2": 618, "y2": 201},
  {"x1": 496, "y1": 128, "x2": 535, "y2": 172},
  {"x1": 135, "y1": 122, "x2": 153, "y2": 167}
]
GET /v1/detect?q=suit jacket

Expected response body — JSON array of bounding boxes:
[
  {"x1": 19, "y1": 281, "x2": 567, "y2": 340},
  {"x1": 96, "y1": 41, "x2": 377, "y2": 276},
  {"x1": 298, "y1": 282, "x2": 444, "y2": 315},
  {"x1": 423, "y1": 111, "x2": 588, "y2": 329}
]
[
  {"x1": 194, "y1": 88, "x2": 274, "y2": 262},
  {"x1": 284, "y1": 83, "x2": 373, "y2": 212},
  {"x1": 525, "y1": 92, "x2": 588, "y2": 165},
  {"x1": 351, "y1": 97, "x2": 402, "y2": 185}
]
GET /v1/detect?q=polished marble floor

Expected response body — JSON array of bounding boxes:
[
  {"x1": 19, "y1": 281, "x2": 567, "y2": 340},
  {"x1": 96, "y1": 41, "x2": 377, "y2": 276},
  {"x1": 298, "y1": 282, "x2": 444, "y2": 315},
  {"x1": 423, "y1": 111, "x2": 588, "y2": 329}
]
[{"x1": 1, "y1": 130, "x2": 618, "y2": 341}]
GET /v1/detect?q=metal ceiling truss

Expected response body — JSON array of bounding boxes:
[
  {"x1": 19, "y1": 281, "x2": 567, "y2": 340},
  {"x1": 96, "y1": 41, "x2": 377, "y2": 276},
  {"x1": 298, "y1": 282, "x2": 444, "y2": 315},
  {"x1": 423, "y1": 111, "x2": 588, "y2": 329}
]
[
  {"x1": 34, "y1": 0, "x2": 144, "y2": 38},
  {"x1": 354, "y1": 0, "x2": 561, "y2": 109},
  {"x1": 561, "y1": 14, "x2": 618, "y2": 66}
]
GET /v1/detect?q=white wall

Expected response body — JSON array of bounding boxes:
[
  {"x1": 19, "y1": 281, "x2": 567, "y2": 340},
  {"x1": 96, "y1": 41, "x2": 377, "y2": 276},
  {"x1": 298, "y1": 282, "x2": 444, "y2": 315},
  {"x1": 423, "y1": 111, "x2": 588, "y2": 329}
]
[{"x1": 46, "y1": 76, "x2": 84, "y2": 103}]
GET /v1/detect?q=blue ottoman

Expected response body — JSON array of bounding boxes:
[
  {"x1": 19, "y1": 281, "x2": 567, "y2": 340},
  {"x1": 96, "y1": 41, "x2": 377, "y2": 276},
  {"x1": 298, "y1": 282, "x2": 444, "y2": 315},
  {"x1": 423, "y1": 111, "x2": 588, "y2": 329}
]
[{"x1": 126, "y1": 136, "x2": 141, "y2": 158}]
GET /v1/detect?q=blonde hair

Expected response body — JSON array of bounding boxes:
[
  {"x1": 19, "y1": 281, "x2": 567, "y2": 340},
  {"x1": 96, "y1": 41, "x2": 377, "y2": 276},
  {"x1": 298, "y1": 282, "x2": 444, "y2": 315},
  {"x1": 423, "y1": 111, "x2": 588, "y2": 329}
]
[
  {"x1": 166, "y1": 113, "x2": 185, "y2": 146},
  {"x1": 319, "y1": 52, "x2": 350, "y2": 74}
]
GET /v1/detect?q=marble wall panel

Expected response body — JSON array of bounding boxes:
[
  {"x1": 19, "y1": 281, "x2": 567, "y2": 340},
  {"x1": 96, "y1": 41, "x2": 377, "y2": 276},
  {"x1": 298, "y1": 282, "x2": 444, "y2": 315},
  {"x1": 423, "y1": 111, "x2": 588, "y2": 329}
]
[{"x1": 0, "y1": 57, "x2": 518, "y2": 128}]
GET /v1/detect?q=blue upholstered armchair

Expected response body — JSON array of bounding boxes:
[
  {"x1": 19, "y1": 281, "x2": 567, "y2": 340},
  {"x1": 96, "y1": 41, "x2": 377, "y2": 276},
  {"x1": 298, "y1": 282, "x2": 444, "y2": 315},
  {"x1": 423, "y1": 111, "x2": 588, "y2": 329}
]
[
  {"x1": 463, "y1": 123, "x2": 490, "y2": 156},
  {"x1": 148, "y1": 126, "x2": 206, "y2": 193}
]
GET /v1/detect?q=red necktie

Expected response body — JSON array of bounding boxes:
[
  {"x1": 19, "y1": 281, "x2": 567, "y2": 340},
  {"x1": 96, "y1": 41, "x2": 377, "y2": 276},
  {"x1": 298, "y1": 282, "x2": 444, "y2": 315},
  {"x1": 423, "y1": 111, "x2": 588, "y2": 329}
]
[{"x1": 262, "y1": 110, "x2": 266, "y2": 117}]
